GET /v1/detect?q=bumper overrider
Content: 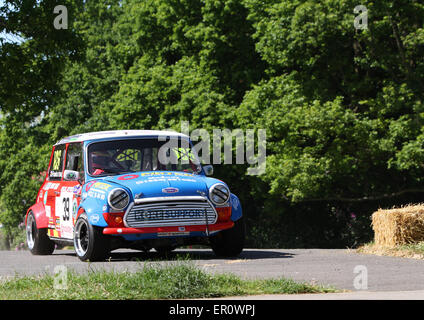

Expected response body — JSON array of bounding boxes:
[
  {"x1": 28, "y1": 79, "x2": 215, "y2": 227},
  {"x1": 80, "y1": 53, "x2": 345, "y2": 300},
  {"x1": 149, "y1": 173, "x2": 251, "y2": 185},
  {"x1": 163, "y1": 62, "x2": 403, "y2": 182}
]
[{"x1": 102, "y1": 196, "x2": 233, "y2": 237}]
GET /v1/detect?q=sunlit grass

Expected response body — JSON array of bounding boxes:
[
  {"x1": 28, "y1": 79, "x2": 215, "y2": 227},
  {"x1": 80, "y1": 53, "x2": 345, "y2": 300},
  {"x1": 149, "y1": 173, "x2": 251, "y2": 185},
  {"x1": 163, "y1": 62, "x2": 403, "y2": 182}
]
[
  {"x1": 0, "y1": 262, "x2": 336, "y2": 300},
  {"x1": 357, "y1": 241, "x2": 424, "y2": 259}
]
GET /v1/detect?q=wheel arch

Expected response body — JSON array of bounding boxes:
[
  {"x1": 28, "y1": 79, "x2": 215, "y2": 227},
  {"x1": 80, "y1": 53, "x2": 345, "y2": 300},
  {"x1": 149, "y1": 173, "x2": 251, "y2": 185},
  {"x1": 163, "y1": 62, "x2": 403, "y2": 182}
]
[
  {"x1": 26, "y1": 202, "x2": 49, "y2": 229},
  {"x1": 230, "y1": 193, "x2": 243, "y2": 222},
  {"x1": 76, "y1": 200, "x2": 108, "y2": 227}
]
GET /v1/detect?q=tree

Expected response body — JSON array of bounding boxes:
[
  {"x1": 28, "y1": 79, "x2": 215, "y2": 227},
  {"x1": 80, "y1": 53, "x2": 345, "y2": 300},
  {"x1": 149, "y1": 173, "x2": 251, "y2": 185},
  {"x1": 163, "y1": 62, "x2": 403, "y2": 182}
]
[
  {"x1": 238, "y1": 0, "x2": 424, "y2": 202},
  {"x1": 0, "y1": 0, "x2": 83, "y2": 232},
  {"x1": 2, "y1": 0, "x2": 424, "y2": 248}
]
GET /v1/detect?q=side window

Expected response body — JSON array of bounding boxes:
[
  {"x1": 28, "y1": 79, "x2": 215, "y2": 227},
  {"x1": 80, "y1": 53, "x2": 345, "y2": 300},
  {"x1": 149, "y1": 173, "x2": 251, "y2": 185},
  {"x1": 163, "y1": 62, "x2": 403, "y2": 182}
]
[
  {"x1": 49, "y1": 145, "x2": 66, "y2": 181},
  {"x1": 65, "y1": 143, "x2": 84, "y2": 181}
]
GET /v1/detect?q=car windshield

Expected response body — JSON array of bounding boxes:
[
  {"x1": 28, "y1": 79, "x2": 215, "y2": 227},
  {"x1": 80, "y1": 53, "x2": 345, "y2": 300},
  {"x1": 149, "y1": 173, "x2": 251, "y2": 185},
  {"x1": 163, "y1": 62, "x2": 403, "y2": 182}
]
[{"x1": 87, "y1": 138, "x2": 202, "y2": 176}]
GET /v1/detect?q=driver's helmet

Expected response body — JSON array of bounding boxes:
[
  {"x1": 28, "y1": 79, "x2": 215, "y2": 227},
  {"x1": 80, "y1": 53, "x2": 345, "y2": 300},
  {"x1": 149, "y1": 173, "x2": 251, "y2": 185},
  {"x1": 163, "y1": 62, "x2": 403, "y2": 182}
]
[{"x1": 90, "y1": 151, "x2": 111, "y2": 171}]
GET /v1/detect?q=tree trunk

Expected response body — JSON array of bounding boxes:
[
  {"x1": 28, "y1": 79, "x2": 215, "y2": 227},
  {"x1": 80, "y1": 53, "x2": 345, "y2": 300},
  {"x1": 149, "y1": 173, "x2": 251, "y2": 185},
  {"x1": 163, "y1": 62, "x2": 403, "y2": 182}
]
[{"x1": 4, "y1": 234, "x2": 11, "y2": 251}]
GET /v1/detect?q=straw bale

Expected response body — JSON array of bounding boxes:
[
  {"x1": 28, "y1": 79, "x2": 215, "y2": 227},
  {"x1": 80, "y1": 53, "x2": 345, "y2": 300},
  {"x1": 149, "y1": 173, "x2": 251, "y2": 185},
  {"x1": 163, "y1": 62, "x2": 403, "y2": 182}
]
[{"x1": 371, "y1": 204, "x2": 424, "y2": 247}]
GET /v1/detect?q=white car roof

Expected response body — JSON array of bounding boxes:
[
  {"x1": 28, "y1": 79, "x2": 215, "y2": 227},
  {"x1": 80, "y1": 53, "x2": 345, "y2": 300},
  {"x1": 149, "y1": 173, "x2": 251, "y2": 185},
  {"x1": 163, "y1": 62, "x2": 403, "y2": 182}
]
[{"x1": 54, "y1": 130, "x2": 189, "y2": 146}]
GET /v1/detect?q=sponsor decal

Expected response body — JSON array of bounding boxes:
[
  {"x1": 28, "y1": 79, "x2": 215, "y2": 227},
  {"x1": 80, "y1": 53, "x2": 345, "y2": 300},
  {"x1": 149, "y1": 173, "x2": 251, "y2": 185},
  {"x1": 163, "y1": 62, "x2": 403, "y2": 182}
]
[
  {"x1": 118, "y1": 174, "x2": 139, "y2": 181},
  {"x1": 140, "y1": 172, "x2": 170, "y2": 177},
  {"x1": 87, "y1": 190, "x2": 105, "y2": 200},
  {"x1": 136, "y1": 178, "x2": 166, "y2": 185},
  {"x1": 73, "y1": 185, "x2": 82, "y2": 194},
  {"x1": 94, "y1": 182, "x2": 111, "y2": 191},
  {"x1": 61, "y1": 225, "x2": 73, "y2": 236},
  {"x1": 175, "y1": 172, "x2": 194, "y2": 177},
  {"x1": 90, "y1": 214, "x2": 100, "y2": 223},
  {"x1": 162, "y1": 187, "x2": 179, "y2": 194},
  {"x1": 49, "y1": 172, "x2": 62, "y2": 178},
  {"x1": 135, "y1": 176, "x2": 197, "y2": 185},
  {"x1": 61, "y1": 186, "x2": 75, "y2": 193},
  {"x1": 45, "y1": 205, "x2": 51, "y2": 217},
  {"x1": 102, "y1": 204, "x2": 107, "y2": 212},
  {"x1": 139, "y1": 172, "x2": 193, "y2": 177},
  {"x1": 158, "y1": 231, "x2": 190, "y2": 237},
  {"x1": 43, "y1": 182, "x2": 60, "y2": 191},
  {"x1": 55, "y1": 218, "x2": 61, "y2": 230},
  {"x1": 85, "y1": 180, "x2": 96, "y2": 192},
  {"x1": 72, "y1": 199, "x2": 78, "y2": 218},
  {"x1": 134, "y1": 209, "x2": 204, "y2": 221},
  {"x1": 89, "y1": 187, "x2": 106, "y2": 194}
]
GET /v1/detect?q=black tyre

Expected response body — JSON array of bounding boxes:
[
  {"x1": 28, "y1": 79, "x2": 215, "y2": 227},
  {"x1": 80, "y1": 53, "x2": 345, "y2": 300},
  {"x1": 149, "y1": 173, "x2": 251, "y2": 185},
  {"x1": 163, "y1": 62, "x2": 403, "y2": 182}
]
[
  {"x1": 74, "y1": 213, "x2": 111, "y2": 261},
  {"x1": 154, "y1": 245, "x2": 177, "y2": 255},
  {"x1": 26, "y1": 212, "x2": 55, "y2": 255},
  {"x1": 134, "y1": 245, "x2": 151, "y2": 253},
  {"x1": 210, "y1": 217, "x2": 245, "y2": 257}
]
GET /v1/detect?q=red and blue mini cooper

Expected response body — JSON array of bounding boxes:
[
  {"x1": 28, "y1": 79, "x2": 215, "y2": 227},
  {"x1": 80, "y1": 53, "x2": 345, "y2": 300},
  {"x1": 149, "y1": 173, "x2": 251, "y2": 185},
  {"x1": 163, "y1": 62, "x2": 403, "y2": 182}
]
[{"x1": 25, "y1": 130, "x2": 244, "y2": 261}]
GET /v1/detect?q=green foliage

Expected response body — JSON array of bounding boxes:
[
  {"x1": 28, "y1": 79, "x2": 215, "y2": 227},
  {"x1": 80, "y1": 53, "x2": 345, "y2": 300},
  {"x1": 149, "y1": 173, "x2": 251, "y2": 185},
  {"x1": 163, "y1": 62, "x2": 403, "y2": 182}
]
[
  {"x1": 239, "y1": 0, "x2": 424, "y2": 203},
  {"x1": 1, "y1": 0, "x2": 424, "y2": 248}
]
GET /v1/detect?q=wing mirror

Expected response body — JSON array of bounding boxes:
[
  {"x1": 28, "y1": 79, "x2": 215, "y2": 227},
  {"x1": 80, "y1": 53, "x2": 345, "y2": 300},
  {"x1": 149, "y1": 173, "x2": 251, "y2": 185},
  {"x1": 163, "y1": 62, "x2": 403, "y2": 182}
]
[
  {"x1": 203, "y1": 165, "x2": 213, "y2": 176},
  {"x1": 64, "y1": 170, "x2": 80, "y2": 182}
]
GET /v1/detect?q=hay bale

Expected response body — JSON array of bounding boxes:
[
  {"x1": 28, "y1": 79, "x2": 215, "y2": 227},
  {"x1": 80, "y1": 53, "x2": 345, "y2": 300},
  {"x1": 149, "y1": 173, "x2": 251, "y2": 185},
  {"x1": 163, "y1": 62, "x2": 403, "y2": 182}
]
[{"x1": 372, "y1": 204, "x2": 424, "y2": 247}]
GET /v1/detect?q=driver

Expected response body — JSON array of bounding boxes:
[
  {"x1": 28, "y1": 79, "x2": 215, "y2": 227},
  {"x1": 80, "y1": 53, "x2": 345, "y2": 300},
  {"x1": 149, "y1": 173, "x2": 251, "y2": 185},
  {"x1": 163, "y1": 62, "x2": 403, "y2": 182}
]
[{"x1": 90, "y1": 151, "x2": 112, "y2": 175}]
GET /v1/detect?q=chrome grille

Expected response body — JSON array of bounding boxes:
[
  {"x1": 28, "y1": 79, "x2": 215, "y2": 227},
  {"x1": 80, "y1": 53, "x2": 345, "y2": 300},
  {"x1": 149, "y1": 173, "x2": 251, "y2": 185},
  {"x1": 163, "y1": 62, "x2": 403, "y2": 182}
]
[{"x1": 124, "y1": 196, "x2": 217, "y2": 228}]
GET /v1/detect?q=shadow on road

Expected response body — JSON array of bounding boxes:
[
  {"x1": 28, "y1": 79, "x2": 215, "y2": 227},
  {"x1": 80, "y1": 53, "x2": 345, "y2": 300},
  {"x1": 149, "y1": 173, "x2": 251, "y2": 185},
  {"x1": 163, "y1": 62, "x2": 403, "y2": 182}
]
[
  {"x1": 52, "y1": 248, "x2": 295, "y2": 262},
  {"x1": 106, "y1": 249, "x2": 295, "y2": 262}
]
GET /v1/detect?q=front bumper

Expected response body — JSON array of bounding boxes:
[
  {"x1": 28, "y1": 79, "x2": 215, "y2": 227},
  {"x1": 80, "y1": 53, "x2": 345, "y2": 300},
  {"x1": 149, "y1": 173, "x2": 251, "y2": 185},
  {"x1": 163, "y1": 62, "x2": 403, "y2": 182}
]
[{"x1": 103, "y1": 221, "x2": 234, "y2": 236}]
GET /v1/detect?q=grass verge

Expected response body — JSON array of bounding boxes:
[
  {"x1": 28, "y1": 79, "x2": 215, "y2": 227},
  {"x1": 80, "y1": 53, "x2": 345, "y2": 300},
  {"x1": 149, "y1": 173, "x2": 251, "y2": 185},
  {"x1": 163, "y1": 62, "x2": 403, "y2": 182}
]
[
  {"x1": 0, "y1": 262, "x2": 336, "y2": 299},
  {"x1": 357, "y1": 241, "x2": 424, "y2": 259}
]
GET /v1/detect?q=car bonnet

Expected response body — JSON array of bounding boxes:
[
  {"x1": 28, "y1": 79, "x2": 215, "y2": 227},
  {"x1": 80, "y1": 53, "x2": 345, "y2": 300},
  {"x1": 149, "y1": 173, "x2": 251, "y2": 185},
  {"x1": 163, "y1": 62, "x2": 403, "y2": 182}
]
[{"x1": 102, "y1": 171, "x2": 209, "y2": 198}]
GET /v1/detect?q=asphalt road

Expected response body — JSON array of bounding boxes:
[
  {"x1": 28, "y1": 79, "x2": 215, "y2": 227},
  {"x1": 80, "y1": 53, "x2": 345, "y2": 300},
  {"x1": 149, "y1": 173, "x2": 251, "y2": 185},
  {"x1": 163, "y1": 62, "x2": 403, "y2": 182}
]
[{"x1": 1, "y1": 248, "x2": 424, "y2": 295}]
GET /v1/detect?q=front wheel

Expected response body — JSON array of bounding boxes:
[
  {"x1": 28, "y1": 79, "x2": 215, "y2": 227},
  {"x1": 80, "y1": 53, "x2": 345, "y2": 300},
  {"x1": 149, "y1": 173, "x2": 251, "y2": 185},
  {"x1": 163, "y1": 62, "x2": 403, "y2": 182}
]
[
  {"x1": 210, "y1": 217, "x2": 245, "y2": 257},
  {"x1": 74, "y1": 213, "x2": 111, "y2": 261},
  {"x1": 26, "y1": 212, "x2": 55, "y2": 255}
]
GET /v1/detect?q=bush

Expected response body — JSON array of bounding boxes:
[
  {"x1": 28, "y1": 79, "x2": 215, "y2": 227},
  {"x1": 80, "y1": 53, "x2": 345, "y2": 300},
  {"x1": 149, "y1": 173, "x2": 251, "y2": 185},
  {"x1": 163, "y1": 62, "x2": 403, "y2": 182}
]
[
  {"x1": 0, "y1": 228, "x2": 9, "y2": 251},
  {"x1": 0, "y1": 224, "x2": 27, "y2": 251}
]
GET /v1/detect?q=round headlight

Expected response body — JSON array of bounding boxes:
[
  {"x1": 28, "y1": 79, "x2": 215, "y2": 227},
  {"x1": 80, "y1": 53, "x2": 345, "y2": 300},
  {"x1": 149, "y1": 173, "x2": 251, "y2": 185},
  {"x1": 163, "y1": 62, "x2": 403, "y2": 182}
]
[
  {"x1": 108, "y1": 188, "x2": 130, "y2": 211},
  {"x1": 209, "y1": 183, "x2": 230, "y2": 206}
]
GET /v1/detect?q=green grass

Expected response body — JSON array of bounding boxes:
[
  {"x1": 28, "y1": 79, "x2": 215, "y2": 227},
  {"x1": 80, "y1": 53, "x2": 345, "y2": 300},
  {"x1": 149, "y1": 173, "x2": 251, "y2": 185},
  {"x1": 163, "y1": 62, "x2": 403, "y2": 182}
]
[
  {"x1": 0, "y1": 262, "x2": 336, "y2": 299},
  {"x1": 357, "y1": 241, "x2": 424, "y2": 259},
  {"x1": 399, "y1": 241, "x2": 424, "y2": 254}
]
